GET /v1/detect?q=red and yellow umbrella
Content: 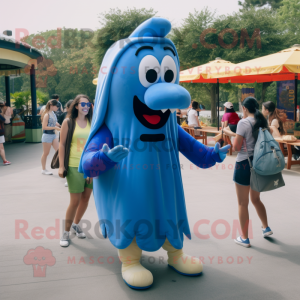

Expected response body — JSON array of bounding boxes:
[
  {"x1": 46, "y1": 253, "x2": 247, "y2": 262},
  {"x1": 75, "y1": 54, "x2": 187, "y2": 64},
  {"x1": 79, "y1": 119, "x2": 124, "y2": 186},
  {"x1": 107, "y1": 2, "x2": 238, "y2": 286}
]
[
  {"x1": 202, "y1": 45, "x2": 300, "y2": 83},
  {"x1": 179, "y1": 58, "x2": 237, "y2": 129}
]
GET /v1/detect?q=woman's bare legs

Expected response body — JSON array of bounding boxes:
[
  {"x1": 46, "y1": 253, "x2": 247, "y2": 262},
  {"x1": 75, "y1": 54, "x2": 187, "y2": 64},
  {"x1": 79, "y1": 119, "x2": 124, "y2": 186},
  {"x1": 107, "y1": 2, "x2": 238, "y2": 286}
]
[
  {"x1": 41, "y1": 143, "x2": 51, "y2": 170},
  {"x1": 65, "y1": 187, "x2": 92, "y2": 231},
  {"x1": 235, "y1": 183, "x2": 250, "y2": 239},
  {"x1": 65, "y1": 193, "x2": 81, "y2": 231},
  {"x1": 250, "y1": 188, "x2": 268, "y2": 229},
  {"x1": 74, "y1": 187, "x2": 92, "y2": 224},
  {"x1": 0, "y1": 143, "x2": 7, "y2": 161},
  {"x1": 52, "y1": 138, "x2": 59, "y2": 151}
]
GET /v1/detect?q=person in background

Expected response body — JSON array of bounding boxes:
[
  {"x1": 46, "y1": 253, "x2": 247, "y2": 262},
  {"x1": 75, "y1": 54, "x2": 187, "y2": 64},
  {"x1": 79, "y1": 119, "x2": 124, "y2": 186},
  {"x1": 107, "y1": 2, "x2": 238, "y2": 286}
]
[
  {"x1": 232, "y1": 97, "x2": 273, "y2": 248},
  {"x1": 0, "y1": 102, "x2": 11, "y2": 165},
  {"x1": 0, "y1": 100, "x2": 14, "y2": 143},
  {"x1": 59, "y1": 94, "x2": 93, "y2": 247},
  {"x1": 262, "y1": 101, "x2": 285, "y2": 138},
  {"x1": 41, "y1": 99, "x2": 61, "y2": 175},
  {"x1": 194, "y1": 100, "x2": 201, "y2": 116},
  {"x1": 176, "y1": 109, "x2": 182, "y2": 125},
  {"x1": 58, "y1": 99, "x2": 74, "y2": 125},
  {"x1": 187, "y1": 101, "x2": 201, "y2": 128},
  {"x1": 52, "y1": 94, "x2": 63, "y2": 119},
  {"x1": 221, "y1": 102, "x2": 240, "y2": 133}
]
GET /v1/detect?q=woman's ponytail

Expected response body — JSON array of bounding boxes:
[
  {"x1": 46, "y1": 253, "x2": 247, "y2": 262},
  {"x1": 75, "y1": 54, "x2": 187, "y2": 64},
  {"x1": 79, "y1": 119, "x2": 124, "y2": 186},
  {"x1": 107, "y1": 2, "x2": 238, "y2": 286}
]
[{"x1": 243, "y1": 97, "x2": 269, "y2": 140}]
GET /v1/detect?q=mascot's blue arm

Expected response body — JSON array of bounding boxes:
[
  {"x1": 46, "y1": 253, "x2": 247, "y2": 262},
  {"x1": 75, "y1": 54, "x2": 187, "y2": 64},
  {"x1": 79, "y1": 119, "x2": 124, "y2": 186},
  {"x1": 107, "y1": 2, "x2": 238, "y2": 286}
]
[
  {"x1": 178, "y1": 125, "x2": 222, "y2": 168},
  {"x1": 81, "y1": 124, "x2": 116, "y2": 178}
]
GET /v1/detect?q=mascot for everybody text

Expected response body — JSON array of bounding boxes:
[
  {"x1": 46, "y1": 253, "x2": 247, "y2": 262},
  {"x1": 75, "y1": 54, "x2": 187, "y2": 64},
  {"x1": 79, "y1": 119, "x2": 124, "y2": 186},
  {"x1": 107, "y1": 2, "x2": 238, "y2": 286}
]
[{"x1": 79, "y1": 18, "x2": 230, "y2": 289}]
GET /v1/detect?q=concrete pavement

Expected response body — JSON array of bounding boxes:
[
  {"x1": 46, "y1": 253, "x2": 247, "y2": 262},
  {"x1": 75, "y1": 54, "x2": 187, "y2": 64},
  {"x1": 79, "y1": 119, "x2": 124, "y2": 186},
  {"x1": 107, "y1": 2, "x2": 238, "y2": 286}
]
[{"x1": 1, "y1": 142, "x2": 299, "y2": 300}]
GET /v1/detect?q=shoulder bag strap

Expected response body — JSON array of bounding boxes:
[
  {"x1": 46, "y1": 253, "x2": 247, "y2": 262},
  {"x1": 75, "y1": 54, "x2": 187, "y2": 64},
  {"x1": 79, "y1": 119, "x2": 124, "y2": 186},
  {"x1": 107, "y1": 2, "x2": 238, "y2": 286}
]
[
  {"x1": 64, "y1": 118, "x2": 76, "y2": 170},
  {"x1": 244, "y1": 119, "x2": 266, "y2": 167}
]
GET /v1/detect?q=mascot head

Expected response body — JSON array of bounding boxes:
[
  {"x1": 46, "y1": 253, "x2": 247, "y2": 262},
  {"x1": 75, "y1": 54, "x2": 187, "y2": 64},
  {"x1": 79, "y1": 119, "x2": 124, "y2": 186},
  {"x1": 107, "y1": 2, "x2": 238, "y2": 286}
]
[{"x1": 88, "y1": 18, "x2": 191, "y2": 145}]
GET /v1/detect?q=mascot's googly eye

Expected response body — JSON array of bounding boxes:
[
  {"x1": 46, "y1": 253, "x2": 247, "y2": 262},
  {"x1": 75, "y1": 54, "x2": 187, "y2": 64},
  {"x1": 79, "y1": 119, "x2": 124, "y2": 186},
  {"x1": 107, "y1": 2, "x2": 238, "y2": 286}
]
[
  {"x1": 160, "y1": 55, "x2": 177, "y2": 84},
  {"x1": 139, "y1": 55, "x2": 160, "y2": 88}
]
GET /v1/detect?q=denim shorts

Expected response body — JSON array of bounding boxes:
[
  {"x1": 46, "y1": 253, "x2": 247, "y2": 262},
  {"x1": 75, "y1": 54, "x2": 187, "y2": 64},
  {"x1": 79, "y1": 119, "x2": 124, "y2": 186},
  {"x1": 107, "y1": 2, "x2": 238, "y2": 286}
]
[
  {"x1": 41, "y1": 133, "x2": 57, "y2": 143},
  {"x1": 233, "y1": 156, "x2": 253, "y2": 186}
]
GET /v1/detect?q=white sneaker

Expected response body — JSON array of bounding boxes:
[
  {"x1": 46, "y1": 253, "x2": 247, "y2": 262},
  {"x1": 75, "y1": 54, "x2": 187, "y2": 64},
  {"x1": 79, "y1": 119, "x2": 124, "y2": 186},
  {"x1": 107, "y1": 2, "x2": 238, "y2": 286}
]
[
  {"x1": 234, "y1": 236, "x2": 251, "y2": 248},
  {"x1": 60, "y1": 231, "x2": 70, "y2": 247},
  {"x1": 65, "y1": 182, "x2": 68, "y2": 187},
  {"x1": 71, "y1": 223, "x2": 86, "y2": 238},
  {"x1": 262, "y1": 226, "x2": 273, "y2": 237},
  {"x1": 41, "y1": 169, "x2": 53, "y2": 175}
]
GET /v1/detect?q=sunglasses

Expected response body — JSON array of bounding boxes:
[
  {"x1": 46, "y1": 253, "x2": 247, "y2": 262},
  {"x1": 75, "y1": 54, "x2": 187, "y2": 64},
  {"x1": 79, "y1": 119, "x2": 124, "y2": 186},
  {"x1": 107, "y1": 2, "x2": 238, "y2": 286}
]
[{"x1": 79, "y1": 102, "x2": 92, "y2": 108}]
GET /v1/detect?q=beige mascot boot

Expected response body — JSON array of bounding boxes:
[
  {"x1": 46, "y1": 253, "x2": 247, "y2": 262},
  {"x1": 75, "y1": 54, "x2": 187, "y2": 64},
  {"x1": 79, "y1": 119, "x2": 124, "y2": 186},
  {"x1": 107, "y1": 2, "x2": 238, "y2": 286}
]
[
  {"x1": 118, "y1": 238, "x2": 153, "y2": 289},
  {"x1": 162, "y1": 238, "x2": 203, "y2": 276}
]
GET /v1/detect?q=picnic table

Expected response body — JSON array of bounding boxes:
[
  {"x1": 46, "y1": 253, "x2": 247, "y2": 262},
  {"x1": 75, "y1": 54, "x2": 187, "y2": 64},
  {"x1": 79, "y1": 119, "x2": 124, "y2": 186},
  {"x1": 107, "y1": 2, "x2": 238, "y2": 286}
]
[
  {"x1": 194, "y1": 126, "x2": 233, "y2": 155},
  {"x1": 274, "y1": 137, "x2": 300, "y2": 169}
]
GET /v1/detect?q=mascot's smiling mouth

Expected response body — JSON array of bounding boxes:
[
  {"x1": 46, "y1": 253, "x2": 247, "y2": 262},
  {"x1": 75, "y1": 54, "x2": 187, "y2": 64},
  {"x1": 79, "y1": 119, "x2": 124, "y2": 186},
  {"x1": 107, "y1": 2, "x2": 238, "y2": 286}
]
[{"x1": 133, "y1": 96, "x2": 170, "y2": 142}]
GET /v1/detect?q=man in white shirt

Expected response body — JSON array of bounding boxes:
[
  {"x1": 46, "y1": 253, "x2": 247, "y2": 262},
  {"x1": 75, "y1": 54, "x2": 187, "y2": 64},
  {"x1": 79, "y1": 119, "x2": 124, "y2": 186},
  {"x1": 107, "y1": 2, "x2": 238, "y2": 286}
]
[{"x1": 188, "y1": 101, "x2": 200, "y2": 127}]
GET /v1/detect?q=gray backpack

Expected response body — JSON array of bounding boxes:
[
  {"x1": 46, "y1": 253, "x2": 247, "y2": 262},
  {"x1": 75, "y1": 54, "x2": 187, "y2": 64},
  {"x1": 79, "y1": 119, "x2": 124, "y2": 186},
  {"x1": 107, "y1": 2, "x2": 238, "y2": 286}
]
[
  {"x1": 252, "y1": 127, "x2": 285, "y2": 175},
  {"x1": 247, "y1": 121, "x2": 285, "y2": 192}
]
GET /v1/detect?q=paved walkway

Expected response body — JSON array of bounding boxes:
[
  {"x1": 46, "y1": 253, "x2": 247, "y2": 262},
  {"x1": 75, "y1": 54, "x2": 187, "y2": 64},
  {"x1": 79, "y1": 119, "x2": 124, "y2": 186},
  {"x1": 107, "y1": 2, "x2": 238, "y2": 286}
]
[{"x1": 1, "y1": 142, "x2": 299, "y2": 300}]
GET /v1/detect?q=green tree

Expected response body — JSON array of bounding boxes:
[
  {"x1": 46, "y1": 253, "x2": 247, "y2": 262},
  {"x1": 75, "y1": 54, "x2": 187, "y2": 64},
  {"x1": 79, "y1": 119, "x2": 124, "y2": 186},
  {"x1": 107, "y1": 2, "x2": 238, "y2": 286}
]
[
  {"x1": 22, "y1": 29, "x2": 71, "y2": 100},
  {"x1": 36, "y1": 90, "x2": 49, "y2": 105},
  {"x1": 277, "y1": 0, "x2": 300, "y2": 35},
  {"x1": 18, "y1": 9, "x2": 157, "y2": 103},
  {"x1": 238, "y1": 0, "x2": 283, "y2": 10},
  {"x1": 172, "y1": 7, "x2": 293, "y2": 123},
  {"x1": 264, "y1": 81, "x2": 277, "y2": 104},
  {"x1": 20, "y1": 29, "x2": 99, "y2": 103},
  {"x1": 214, "y1": 7, "x2": 292, "y2": 64},
  {"x1": 95, "y1": 8, "x2": 156, "y2": 65},
  {"x1": 217, "y1": 7, "x2": 293, "y2": 105},
  {"x1": 0, "y1": 76, "x2": 24, "y2": 97},
  {"x1": 11, "y1": 91, "x2": 31, "y2": 113},
  {"x1": 55, "y1": 46, "x2": 97, "y2": 101}
]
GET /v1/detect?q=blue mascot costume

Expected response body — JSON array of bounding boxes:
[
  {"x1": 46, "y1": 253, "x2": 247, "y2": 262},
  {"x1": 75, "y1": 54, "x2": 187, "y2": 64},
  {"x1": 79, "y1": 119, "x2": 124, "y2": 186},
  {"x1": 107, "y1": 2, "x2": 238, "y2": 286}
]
[{"x1": 79, "y1": 17, "x2": 230, "y2": 289}]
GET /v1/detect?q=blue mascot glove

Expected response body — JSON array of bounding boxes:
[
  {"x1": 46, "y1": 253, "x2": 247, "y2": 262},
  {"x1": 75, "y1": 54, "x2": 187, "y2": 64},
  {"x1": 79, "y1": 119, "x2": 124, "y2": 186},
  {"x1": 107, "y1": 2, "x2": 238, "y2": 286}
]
[
  {"x1": 102, "y1": 144, "x2": 129, "y2": 163},
  {"x1": 214, "y1": 142, "x2": 231, "y2": 162}
]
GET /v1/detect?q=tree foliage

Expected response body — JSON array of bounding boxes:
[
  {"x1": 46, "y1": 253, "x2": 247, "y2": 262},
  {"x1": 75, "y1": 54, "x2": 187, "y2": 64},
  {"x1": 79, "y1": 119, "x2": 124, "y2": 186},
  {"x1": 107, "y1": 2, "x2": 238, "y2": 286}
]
[
  {"x1": 8, "y1": 9, "x2": 157, "y2": 104},
  {"x1": 238, "y1": 0, "x2": 283, "y2": 10},
  {"x1": 170, "y1": 6, "x2": 294, "y2": 122},
  {"x1": 95, "y1": 8, "x2": 157, "y2": 65},
  {"x1": 19, "y1": 29, "x2": 98, "y2": 104},
  {"x1": 264, "y1": 82, "x2": 277, "y2": 104},
  {"x1": 10, "y1": 90, "x2": 48, "y2": 112},
  {"x1": 1, "y1": 4, "x2": 299, "y2": 118},
  {"x1": 277, "y1": 0, "x2": 300, "y2": 35},
  {"x1": 36, "y1": 90, "x2": 50, "y2": 105}
]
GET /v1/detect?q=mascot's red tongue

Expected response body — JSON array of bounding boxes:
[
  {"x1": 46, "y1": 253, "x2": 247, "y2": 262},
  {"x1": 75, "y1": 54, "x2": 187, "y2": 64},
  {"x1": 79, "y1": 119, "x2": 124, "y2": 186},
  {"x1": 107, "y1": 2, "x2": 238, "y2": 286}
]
[{"x1": 143, "y1": 115, "x2": 161, "y2": 125}]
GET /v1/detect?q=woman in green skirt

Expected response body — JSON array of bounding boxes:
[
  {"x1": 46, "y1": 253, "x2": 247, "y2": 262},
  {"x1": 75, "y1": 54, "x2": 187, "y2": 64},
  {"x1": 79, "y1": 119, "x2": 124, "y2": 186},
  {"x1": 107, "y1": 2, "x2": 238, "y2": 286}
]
[{"x1": 58, "y1": 94, "x2": 93, "y2": 247}]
